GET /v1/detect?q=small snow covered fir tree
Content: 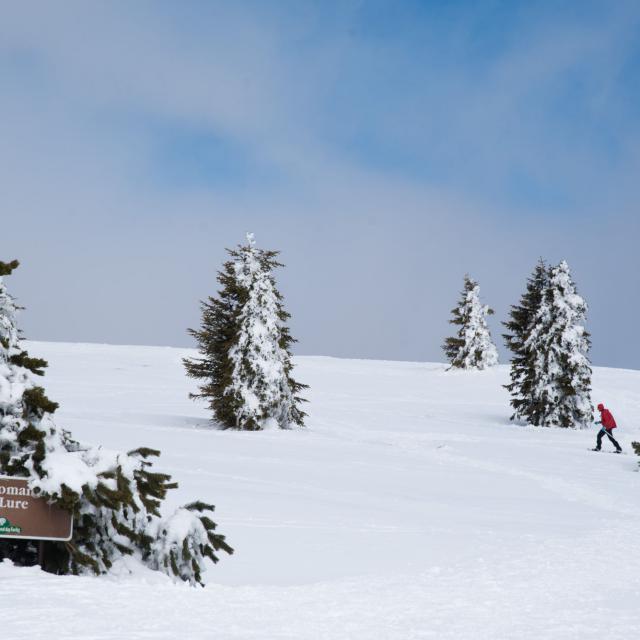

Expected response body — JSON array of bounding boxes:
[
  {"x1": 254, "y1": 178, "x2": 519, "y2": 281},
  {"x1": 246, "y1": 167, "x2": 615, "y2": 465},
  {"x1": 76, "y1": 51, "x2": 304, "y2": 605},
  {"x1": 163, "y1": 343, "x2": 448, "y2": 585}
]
[
  {"x1": 184, "y1": 234, "x2": 307, "y2": 430},
  {"x1": 504, "y1": 260, "x2": 592, "y2": 428},
  {"x1": 0, "y1": 260, "x2": 232, "y2": 583},
  {"x1": 443, "y1": 275, "x2": 498, "y2": 370},
  {"x1": 503, "y1": 259, "x2": 549, "y2": 422}
]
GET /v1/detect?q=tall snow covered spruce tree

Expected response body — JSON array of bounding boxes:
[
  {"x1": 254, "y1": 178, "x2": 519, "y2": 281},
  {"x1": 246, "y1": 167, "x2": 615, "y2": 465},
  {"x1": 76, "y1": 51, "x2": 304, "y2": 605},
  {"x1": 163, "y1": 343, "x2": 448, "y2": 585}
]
[
  {"x1": 503, "y1": 259, "x2": 549, "y2": 423},
  {"x1": 0, "y1": 260, "x2": 232, "y2": 583},
  {"x1": 442, "y1": 275, "x2": 498, "y2": 370},
  {"x1": 504, "y1": 260, "x2": 593, "y2": 428},
  {"x1": 184, "y1": 234, "x2": 307, "y2": 430},
  {"x1": 526, "y1": 260, "x2": 593, "y2": 427}
]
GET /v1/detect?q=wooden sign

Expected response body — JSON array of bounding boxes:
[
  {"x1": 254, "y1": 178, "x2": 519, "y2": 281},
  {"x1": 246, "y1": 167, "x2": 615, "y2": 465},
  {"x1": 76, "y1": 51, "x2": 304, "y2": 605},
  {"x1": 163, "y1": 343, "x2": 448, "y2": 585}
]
[{"x1": 0, "y1": 476, "x2": 73, "y2": 541}]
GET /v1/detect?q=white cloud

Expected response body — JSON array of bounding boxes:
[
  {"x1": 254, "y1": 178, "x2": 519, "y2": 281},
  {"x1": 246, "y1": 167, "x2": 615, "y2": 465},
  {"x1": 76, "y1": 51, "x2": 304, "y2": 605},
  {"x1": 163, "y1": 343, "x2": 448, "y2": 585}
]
[{"x1": 0, "y1": 1, "x2": 639, "y2": 366}]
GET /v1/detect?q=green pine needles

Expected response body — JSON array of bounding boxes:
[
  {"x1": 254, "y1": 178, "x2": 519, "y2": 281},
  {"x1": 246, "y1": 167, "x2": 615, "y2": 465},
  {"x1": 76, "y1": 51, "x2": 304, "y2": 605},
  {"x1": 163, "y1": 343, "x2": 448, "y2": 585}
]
[
  {"x1": 632, "y1": 442, "x2": 640, "y2": 468},
  {"x1": 0, "y1": 260, "x2": 232, "y2": 584},
  {"x1": 503, "y1": 259, "x2": 549, "y2": 424},
  {"x1": 184, "y1": 234, "x2": 308, "y2": 430}
]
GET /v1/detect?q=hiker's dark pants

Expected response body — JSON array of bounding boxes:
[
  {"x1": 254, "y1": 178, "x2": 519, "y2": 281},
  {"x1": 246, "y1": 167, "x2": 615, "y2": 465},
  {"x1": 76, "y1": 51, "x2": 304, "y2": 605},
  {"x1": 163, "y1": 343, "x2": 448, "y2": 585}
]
[{"x1": 596, "y1": 428, "x2": 621, "y2": 451}]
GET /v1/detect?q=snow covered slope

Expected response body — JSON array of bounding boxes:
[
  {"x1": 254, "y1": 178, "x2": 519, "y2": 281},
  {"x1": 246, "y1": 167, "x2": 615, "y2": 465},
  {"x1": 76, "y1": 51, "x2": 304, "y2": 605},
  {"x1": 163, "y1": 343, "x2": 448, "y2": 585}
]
[{"x1": 2, "y1": 342, "x2": 639, "y2": 639}]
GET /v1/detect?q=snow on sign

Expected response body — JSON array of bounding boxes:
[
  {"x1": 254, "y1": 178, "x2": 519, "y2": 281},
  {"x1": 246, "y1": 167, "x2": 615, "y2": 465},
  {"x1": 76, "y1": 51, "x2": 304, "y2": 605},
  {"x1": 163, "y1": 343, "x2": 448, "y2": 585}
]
[{"x1": 0, "y1": 476, "x2": 73, "y2": 541}]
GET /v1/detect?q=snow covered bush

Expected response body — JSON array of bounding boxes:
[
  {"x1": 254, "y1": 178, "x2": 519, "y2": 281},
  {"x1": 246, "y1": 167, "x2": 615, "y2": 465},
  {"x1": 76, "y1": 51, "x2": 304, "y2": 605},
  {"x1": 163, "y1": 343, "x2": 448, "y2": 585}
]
[
  {"x1": 184, "y1": 233, "x2": 307, "y2": 430},
  {"x1": 0, "y1": 260, "x2": 232, "y2": 583},
  {"x1": 632, "y1": 442, "x2": 640, "y2": 468},
  {"x1": 442, "y1": 275, "x2": 498, "y2": 370},
  {"x1": 504, "y1": 260, "x2": 592, "y2": 428}
]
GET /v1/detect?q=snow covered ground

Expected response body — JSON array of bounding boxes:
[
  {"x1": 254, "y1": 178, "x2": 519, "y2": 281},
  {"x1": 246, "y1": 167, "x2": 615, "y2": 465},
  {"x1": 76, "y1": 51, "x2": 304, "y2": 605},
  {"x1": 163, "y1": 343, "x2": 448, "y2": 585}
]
[{"x1": 2, "y1": 342, "x2": 639, "y2": 639}]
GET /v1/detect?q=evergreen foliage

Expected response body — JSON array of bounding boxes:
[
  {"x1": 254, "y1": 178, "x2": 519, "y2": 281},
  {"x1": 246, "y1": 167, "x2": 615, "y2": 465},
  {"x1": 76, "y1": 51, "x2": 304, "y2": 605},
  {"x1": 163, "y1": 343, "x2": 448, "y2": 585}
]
[
  {"x1": 0, "y1": 261, "x2": 232, "y2": 584},
  {"x1": 527, "y1": 260, "x2": 592, "y2": 427},
  {"x1": 504, "y1": 260, "x2": 593, "y2": 428},
  {"x1": 632, "y1": 441, "x2": 640, "y2": 468},
  {"x1": 184, "y1": 234, "x2": 307, "y2": 430},
  {"x1": 442, "y1": 275, "x2": 498, "y2": 370},
  {"x1": 503, "y1": 259, "x2": 549, "y2": 423}
]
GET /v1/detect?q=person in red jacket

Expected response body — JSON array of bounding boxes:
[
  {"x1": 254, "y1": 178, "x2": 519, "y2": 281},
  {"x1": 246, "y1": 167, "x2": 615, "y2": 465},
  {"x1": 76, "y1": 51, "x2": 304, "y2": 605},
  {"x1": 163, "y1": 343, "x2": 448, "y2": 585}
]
[{"x1": 593, "y1": 403, "x2": 622, "y2": 452}]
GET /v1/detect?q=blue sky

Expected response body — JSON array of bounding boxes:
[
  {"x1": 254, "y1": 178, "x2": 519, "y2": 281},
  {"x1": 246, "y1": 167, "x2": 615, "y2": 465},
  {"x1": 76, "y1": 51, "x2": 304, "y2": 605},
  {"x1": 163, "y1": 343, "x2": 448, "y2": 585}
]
[{"x1": 1, "y1": 1, "x2": 639, "y2": 367}]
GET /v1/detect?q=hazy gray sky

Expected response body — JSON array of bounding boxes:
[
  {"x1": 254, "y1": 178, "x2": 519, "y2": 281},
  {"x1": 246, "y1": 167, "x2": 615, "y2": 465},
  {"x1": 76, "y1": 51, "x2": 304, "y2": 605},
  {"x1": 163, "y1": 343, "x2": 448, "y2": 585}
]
[{"x1": 2, "y1": 1, "x2": 639, "y2": 368}]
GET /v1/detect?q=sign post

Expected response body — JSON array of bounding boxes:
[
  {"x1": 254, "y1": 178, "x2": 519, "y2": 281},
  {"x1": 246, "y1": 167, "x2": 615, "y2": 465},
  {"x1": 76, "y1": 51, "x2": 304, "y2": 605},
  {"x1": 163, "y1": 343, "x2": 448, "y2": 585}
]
[{"x1": 0, "y1": 476, "x2": 74, "y2": 558}]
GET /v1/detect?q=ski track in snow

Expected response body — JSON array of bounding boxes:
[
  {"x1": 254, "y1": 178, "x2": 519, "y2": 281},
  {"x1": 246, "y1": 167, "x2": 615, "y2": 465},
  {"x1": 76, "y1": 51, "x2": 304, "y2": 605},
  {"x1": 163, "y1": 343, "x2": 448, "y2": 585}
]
[{"x1": 1, "y1": 343, "x2": 639, "y2": 640}]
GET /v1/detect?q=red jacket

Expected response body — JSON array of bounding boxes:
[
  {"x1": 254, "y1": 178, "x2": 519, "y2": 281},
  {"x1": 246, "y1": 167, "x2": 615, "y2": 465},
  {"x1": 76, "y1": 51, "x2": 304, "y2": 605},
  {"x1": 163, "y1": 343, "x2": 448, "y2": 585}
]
[{"x1": 600, "y1": 409, "x2": 617, "y2": 429}]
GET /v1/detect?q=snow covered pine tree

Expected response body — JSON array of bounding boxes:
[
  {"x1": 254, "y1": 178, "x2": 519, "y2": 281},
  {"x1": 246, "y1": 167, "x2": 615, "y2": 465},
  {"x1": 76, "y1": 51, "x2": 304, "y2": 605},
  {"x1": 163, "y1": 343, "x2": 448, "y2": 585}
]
[
  {"x1": 442, "y1": 275, "x2": 498, "y2": 370},
  {"x1": 504, "y1": 260, "x2": 592, "y2": 428},
  {"x1": 184, "y1": 234, "x2": 307, "y2": 430},
  {"x1": 503, "y1": 259, "x2": 549, "y2": 423},
  {"x1": 0, "y1": 260, "x2": 232, "y2": 583}
]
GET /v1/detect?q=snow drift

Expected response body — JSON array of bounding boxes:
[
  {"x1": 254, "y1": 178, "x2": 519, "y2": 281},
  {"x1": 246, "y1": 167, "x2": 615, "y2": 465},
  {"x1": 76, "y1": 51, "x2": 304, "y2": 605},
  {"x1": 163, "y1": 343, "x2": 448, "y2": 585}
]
[{"x1": 1, "y1": 342, "x2": 638, "y2": 639}]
